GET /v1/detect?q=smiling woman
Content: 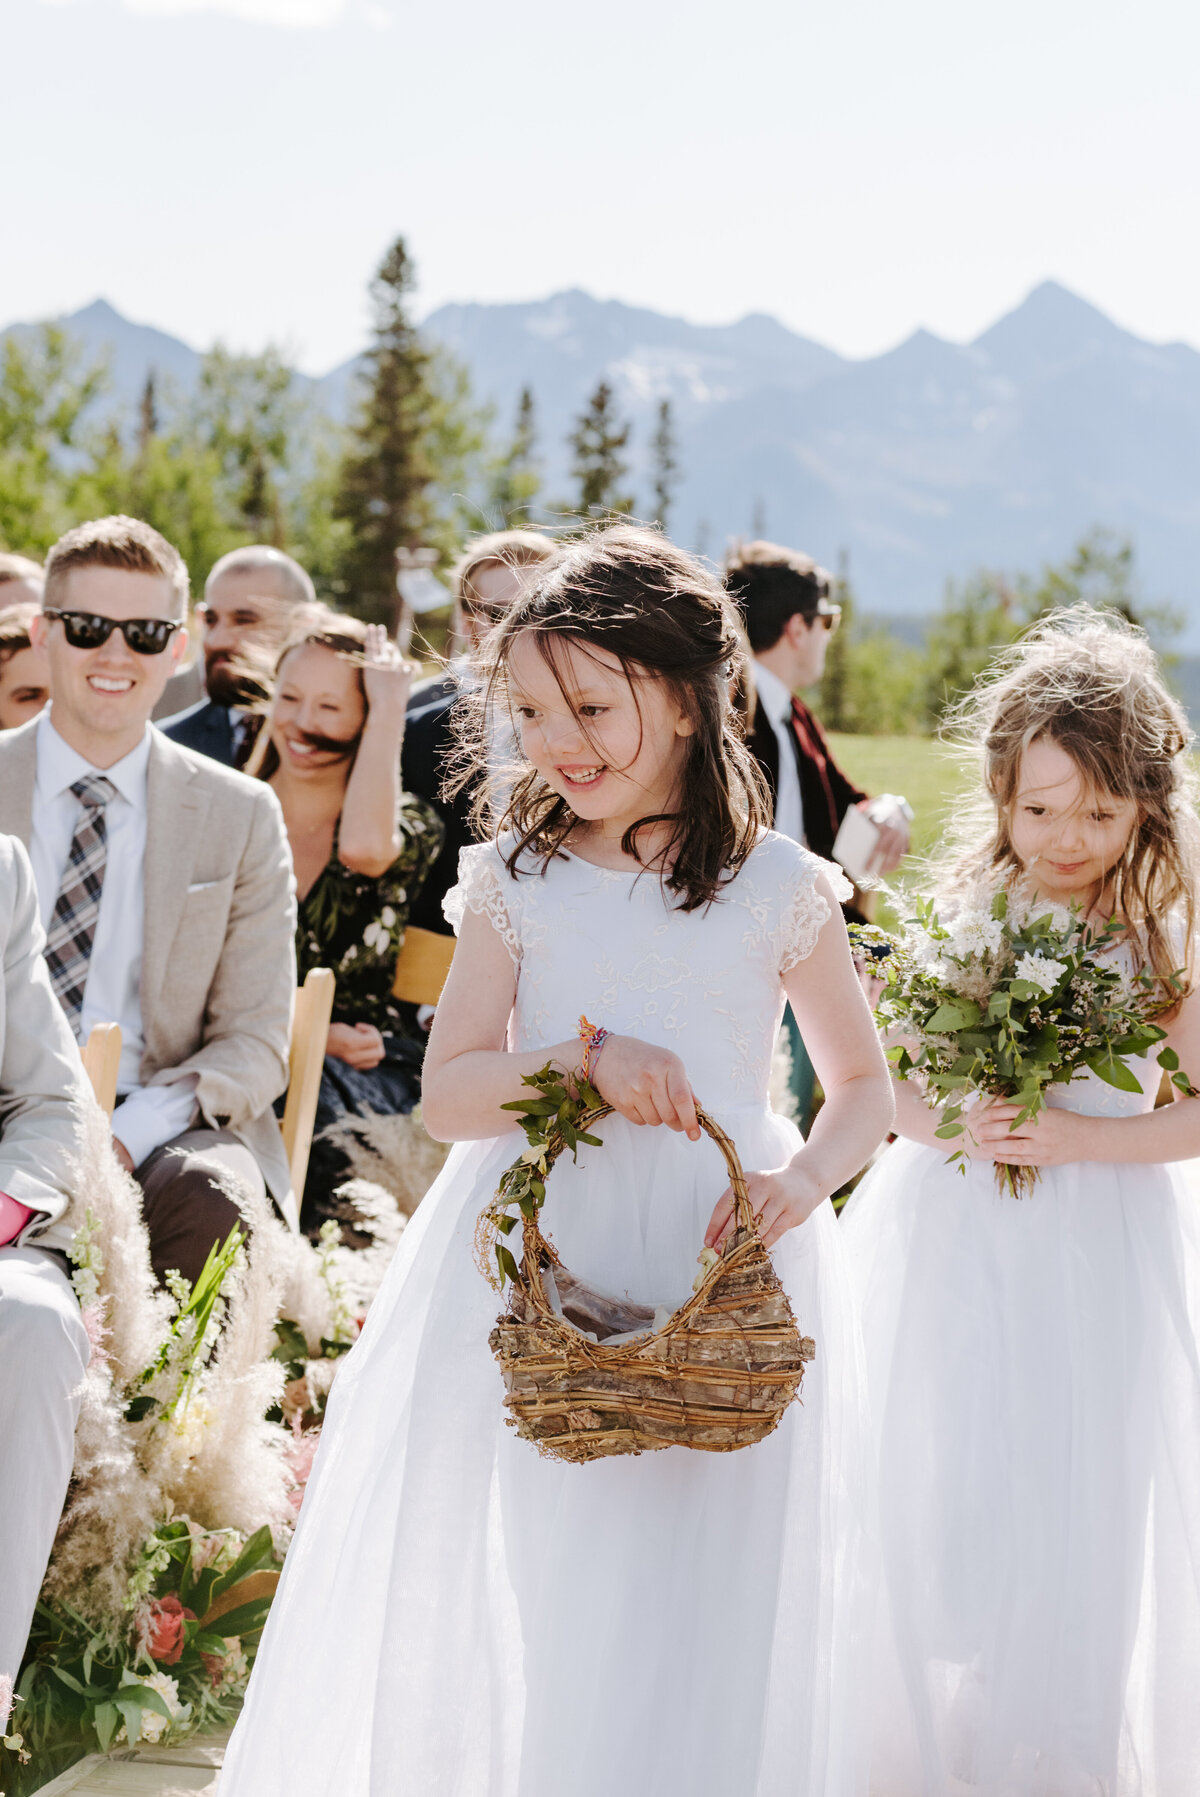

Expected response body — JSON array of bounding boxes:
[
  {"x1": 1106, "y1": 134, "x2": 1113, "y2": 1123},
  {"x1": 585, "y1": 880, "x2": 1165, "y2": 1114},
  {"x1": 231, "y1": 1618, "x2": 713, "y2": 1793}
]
[{"x1": 247, "y1": 612, "x2": 444, "y2": 1237}]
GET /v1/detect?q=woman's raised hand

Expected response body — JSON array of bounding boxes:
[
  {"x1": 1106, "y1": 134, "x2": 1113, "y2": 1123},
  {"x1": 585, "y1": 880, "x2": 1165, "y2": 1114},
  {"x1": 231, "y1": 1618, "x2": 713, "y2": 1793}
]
[
  {"x1": 361, "y1": 623, "x2": 421, "y2": 718},
  {"x1": 590, "y1": 1035, "x2": 702, "y2": 1140}
]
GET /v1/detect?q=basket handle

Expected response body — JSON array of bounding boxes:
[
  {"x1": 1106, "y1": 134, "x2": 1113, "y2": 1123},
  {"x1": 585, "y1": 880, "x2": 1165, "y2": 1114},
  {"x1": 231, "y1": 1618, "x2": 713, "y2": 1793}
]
[{"x1": 538, "y1": 1101, "x2": 758, "y2": 1240}]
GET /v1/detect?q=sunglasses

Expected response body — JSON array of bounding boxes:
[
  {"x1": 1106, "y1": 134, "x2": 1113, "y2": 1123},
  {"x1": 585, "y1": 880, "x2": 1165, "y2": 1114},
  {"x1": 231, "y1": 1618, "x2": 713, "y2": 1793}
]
[
  {"x1": 810, "y1": 606, "x2": 842, "y2": 634},
  {"x1": 43, "y1": 609, "x2": 182, "y2": 656}
]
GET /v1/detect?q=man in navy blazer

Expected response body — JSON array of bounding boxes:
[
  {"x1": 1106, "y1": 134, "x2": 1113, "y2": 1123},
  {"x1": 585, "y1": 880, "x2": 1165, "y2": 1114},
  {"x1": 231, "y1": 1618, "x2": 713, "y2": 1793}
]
[{"x1": 160, "y1": 546, "x2": 318, "y2": 766}]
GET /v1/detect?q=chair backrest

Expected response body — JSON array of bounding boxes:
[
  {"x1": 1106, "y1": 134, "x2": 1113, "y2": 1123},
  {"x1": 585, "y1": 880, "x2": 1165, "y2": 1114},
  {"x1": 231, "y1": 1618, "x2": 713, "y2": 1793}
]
[
  {"x1": 81, "y1": 1022, "x2": 122, "y2": 1117},
  {"x1": 280, "y1": 967, "x2": 336, "y2": 1201},
  {"x1": 391, "y1": 925, "x2": 456, "y2": 1008}
]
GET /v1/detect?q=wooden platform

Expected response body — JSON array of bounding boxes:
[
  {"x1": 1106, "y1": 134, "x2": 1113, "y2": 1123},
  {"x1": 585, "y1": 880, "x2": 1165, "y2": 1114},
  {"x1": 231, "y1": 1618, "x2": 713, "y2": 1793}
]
[{"x1": 32, "y1": 1728, "x2": 228, "y2": 1796}]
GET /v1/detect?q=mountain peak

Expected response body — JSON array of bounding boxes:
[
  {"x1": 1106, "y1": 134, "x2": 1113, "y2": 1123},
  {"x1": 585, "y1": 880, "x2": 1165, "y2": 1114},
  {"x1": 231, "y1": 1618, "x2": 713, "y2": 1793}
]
[{"x1": 972, "y1": 279, "x2": 1132, "y2": 374}]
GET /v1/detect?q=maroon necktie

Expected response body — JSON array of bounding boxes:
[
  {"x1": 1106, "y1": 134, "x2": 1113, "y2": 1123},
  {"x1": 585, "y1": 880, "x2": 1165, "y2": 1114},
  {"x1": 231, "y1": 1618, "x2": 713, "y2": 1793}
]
[{"x1": 790, "y1": 698, "x2": 840, "y2": 841}]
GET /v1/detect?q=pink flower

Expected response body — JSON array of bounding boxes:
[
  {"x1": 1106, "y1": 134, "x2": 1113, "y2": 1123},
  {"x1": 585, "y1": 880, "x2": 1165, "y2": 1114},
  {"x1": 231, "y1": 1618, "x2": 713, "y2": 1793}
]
[
  {"x1": 79, "y1": 1303, "x2": 110, "y2": 1368},
  {"x1": 283, "y1": 1421, "x2": 321, "y2": 1514},
  {"x1": 139, "y1": 1594, "x2": 195, "y2": 1666}
]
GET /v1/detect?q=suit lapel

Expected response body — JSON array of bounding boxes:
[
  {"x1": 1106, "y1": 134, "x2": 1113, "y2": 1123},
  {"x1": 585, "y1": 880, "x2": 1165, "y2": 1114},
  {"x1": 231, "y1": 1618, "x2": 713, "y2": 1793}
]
[
  {"x1": 0, "y1": 718, "x2": 40, "y2": 844},
  {"x1": 142, "y1": 734, "x2": 209, "y2": 1019}
]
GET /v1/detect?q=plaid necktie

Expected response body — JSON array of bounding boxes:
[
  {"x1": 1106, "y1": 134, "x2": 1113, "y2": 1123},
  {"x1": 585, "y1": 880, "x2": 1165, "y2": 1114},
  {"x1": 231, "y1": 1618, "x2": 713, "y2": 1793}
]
[{"x1": 44, "y1": 774, "x2": 119, "y2": 1032}]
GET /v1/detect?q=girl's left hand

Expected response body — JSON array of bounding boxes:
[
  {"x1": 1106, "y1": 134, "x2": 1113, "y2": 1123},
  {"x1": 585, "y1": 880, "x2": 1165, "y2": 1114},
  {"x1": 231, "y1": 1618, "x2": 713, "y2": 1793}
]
[
  {"x1": 969, "y1": 1100, "x2": 1088, "y2": 1166},
  {"x1": 361, "y1": 623, "x2": 421, "y2": 718},
  {"x1": 705, "y1": 1161, "x2": 826, "y2": 1252}
]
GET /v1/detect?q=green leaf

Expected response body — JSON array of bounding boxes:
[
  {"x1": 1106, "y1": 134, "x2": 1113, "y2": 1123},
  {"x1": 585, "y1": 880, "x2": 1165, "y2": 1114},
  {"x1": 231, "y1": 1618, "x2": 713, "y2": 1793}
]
[
  {"x1": 124, "y1": 1393, "x2": 158, "y2": 1422},
  {"x1": 991, "y1": 889, "x2": 1008, "y2": 920},
  {"x1": 495, "y1": 1213, "x2": 517, "y2": 1234},
  {"x1": 934, "y1": 1121, "x2": 965, "y2": 1139},
  {"x1": 1157, "y1": 1046, "x2": 1180, "y2": 1071},
  {"x1": 926, "y1": 1003, "x2": 973, "y2": 1032},
  {"x1": 576, "y1": 1131, "x2": 603, "y2": 1147},
  {"x1": 496, "y1": 1244, "x2": 519, "y2": 1286},
  {"x1": 93, "y1": 1701, "x2": 120, "y2": 1753},
  {"x1": 1085, "y1": 1053, "x2": 1144, "y2": 1094}
]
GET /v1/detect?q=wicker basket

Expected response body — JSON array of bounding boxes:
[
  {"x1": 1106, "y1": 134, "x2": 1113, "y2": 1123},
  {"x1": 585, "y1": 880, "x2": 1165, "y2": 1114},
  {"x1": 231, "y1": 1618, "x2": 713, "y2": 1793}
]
[{"x1": 487, "y1": 1104, "x2": 815, "y2": 1463}]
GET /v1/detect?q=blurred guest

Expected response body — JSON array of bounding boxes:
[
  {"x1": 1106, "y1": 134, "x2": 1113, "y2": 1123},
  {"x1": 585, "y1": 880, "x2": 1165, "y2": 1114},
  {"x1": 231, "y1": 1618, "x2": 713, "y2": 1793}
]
[
  {"x1": 726, "y1": 539, "x2": 912, "y2": 1121},
  {"x1": 0, "y1": 552, "x2": 45, "y2": 608},
  {"x1": 402, "y1": 529, "x2": 556, "y2": 933},
  {"x1": 0, "y1": 604, "x2": 51, "y2": 729},
  {"x1": 249, "y1": 616, "x2": 443, "y2": 1235},
  {"x1": 157, "y1": 545, "x2": 319, "y2": 760},
  {"x1": 0, "y1": 515, "x2": 297, "y2": 1283},
  {"x1": 0, "y1": 835, "x2": 94, "y2": 1721}
]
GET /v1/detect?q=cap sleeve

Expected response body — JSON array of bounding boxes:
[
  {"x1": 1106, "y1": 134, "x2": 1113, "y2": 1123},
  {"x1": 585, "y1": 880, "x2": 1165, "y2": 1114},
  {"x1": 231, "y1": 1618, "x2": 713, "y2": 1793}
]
[
  {"x1": 442, "y1": 843, "x2": 522, "y2": 968},
  {"x1": 778, "y1": 849, "x2": 853, "y2": 973}
]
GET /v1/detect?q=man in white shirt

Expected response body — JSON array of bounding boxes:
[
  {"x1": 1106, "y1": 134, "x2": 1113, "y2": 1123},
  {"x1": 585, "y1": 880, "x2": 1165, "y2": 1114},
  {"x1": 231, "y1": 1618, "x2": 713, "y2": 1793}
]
[{"x1": 0, "y1": 515, "x2": 297, "y2": 1283}]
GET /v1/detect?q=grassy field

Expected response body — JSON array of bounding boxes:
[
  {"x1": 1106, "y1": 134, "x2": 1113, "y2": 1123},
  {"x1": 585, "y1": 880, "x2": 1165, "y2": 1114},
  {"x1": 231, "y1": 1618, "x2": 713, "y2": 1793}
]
[{"x1": 826, "y1": 733, "x2": 969, "y2": 918}]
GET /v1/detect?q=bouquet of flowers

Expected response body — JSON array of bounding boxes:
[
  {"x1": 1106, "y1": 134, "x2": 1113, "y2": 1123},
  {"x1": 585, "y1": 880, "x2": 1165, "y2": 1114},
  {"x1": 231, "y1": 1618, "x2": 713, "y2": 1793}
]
[{"x1": 854, "y1": 887, "x2": 1193, "y2": 1196}]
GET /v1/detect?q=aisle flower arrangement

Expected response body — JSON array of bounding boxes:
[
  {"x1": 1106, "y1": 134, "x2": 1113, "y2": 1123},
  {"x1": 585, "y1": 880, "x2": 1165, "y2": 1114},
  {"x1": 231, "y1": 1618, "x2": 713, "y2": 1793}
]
[
  {"x1": 853, "y1": 886, "x2": 1192, "y2": 1195},
  {"x1": 0, "y1": 1100, "x2": 427, "y2": 1796}
]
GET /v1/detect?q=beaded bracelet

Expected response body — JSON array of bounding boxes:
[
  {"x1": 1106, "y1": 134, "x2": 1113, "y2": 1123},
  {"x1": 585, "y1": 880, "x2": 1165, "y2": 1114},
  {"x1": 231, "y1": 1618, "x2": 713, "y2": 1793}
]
[{"x1": 578, "y1": 1014, "x2": 611, "y2": 1085}]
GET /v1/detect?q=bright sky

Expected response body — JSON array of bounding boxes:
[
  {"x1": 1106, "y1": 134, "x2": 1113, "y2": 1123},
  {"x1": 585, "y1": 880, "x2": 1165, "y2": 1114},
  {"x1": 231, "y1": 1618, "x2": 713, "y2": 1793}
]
[{"x1": 6, "y1": 0, "x2": 1199, "y2": 373}]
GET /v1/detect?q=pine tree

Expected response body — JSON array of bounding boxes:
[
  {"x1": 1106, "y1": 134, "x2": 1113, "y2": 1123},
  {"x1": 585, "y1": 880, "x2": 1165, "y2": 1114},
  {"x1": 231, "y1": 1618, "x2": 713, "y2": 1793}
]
[
  {"x1": 137, "y1": 372, "x2": 158, "y2": 454},
  {"x1": 649, "y1": 397, "x2": 678, "y2": 531},
  {"x1": 334, "y1": 237, "x2": 439, "y2": 626},
  {"x1": 568, "y1": 381, "x2": 633, "y2": 517},
  {"x1": 488, "y1": 386, "x2": 541, "y2": 525}
]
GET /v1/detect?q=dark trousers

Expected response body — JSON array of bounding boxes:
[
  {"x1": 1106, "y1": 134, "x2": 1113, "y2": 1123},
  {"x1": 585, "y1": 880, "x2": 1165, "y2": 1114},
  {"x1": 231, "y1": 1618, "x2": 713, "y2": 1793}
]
[
  {"x1": 300, "y1": 1040, "x2": 421, "y2": 1238},
  {"x1": 136, "y1": 1127, "x2": 261, "y2": 1287}
]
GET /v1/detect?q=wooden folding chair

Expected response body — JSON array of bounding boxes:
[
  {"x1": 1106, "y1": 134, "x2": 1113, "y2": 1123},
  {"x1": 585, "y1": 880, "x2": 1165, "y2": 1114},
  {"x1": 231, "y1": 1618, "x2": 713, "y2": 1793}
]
[
  {"x1": 391, "y1": 925, "x2": 456, "y2": 1008},
  {"x1": 280, "y1": 967, "x2": 336, "y2": 1201},
  {"x1": 81, "y1": 1022, "x2": 122, "y2": 1117}
]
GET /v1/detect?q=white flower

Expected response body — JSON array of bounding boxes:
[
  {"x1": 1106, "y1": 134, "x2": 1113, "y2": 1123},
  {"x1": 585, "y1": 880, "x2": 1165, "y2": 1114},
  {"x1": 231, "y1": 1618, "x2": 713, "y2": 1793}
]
[
  {"x1": 362, "y1": 920, "x2": 389, "y2": 953},
  {"x1": 947, "y1": 908, "x2": 1005, "y2": 959},
  {"x1": 1014, "y1": 952, "x2": 1067, "y2": 994},
  {"x1": 129, "y1": 1672, "x2": 184, "y2": 1744},
  {"x1": 380, "y1": 906, "x2": 397, "y2": 928}
]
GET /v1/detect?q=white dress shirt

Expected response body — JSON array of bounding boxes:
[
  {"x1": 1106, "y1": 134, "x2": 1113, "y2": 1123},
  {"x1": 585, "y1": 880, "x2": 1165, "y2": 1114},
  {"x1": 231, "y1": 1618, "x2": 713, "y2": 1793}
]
[
  {"x1": 752, "y1": 660, "x2": 805, "y2": 845},
  {"x1": 29, "y1": 711, "x2": 198, "y2": 1168}
]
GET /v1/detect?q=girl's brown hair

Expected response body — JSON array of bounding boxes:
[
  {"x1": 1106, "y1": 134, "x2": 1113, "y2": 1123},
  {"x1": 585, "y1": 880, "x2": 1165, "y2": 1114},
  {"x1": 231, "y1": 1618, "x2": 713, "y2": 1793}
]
[
  {"x1": 938, "y1": 604, "x2": 1199, "y2": 983},
  {"x1": 453, "y1": 524, "x2": 770, "y2": 911}
]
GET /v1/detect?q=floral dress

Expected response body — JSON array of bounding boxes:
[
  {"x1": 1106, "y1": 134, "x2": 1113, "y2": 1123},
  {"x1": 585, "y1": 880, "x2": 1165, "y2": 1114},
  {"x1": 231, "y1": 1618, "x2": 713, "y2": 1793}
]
[{"x1": 296, "y1": 795, "x2": 444, "y2": 1232}]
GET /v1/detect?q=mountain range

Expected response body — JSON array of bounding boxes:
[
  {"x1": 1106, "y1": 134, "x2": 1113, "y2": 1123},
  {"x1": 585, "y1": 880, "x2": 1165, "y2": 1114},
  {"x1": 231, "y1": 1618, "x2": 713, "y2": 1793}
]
[{"x1": 4, "y1": 283, "x2": 1200, "y2": 636}]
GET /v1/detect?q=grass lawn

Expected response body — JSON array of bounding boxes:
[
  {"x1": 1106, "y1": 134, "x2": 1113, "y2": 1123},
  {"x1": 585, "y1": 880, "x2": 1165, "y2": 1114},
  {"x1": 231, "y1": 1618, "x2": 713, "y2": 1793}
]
[{"x1": 826, "y1": 733, "x2": 970, "y2": 922}]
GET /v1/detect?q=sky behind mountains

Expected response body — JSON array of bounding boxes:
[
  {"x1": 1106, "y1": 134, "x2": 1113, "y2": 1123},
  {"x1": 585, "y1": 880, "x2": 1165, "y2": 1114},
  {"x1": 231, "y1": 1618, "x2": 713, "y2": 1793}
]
[{"x1": 7, "y1": 0, "x2": 1200, "y2": 373}]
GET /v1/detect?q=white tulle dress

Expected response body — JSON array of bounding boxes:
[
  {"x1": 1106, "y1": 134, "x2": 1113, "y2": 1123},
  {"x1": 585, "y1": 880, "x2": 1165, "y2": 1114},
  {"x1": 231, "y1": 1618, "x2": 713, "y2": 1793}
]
[
  {"x1": 840, "y1": 972, "x2": 1200, "y2": 1797},
  {"x1": 220, "y1": 832, "x2": 875, "y2": 1797}
]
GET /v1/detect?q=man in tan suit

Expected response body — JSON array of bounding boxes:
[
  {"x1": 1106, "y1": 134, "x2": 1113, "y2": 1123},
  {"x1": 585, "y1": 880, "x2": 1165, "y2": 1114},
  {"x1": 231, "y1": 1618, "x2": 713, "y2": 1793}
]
[
  {"x1": 0, "y1": 516, "x2": 298, "y2": 1283},
  {"x1": 0, "y1": 834, "x2": 93, "y2": 1720}
]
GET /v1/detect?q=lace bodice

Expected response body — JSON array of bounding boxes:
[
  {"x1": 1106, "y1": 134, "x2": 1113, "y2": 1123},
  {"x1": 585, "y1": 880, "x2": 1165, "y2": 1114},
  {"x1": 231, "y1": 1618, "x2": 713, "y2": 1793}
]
[{"x1": 444, "y1": 832, "x2": 849, "y2": 1106}]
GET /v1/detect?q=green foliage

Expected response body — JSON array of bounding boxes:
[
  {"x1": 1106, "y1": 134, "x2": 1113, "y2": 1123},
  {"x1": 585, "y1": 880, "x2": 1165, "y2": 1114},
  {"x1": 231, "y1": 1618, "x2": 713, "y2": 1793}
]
[
  {"x1": 480, "y1": 1063, "x2": 606, "y2": 1289},
  {"x1": 859, "y1": 889, "x2": 1192, "y2": 1197},
  {"x1": 333, "y1": 237, "x2": 488, "y2": 624},
  {"x1": 649, "y1": 396, "x2": 678, "y2": 531},
  {"x1": 488, "y1": 385, "x2": 541, "y2": 527},
  {"x1": 0, "y1": 325, "x2": 109, "y2": 553},
  {"x1": 814, "y1": 579, "x2": 925, "y2": 735},
  {"x1": 568, "y1": 380, "x2": 633, "y2": 517}
]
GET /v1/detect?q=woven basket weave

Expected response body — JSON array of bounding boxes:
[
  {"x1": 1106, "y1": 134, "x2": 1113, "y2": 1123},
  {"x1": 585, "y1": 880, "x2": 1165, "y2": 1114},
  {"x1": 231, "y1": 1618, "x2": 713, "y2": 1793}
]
[{"x1": 487, "y1": 1103, "x2": 814, "y2": 1463}]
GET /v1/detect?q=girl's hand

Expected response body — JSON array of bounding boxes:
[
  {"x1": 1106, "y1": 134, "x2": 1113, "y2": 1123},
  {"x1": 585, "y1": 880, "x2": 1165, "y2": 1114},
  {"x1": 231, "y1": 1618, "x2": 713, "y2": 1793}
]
[
  {"x1": 327, "y1": 1021, "x2": 386, "y2": 1070},
  {"x1": 967, "y1": 1099, "x2": 1088, "y2": 1167},
  {"x1": 361, "y1": 624, "x2": 420, "y2": 720},
  {"x1": 705, "y1": 1161, "x2": 825, "y2": 1252},
  {"x1": 591, "y1": 1035, "x2": 701, "y2": 1139}
]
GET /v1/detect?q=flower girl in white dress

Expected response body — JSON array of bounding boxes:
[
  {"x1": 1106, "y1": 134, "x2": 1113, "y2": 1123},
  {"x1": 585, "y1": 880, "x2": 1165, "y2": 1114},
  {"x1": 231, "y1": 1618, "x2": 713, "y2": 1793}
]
[
  {"x1": 841, "y1": 610, "x2": 1200, "y2": 1796},
  {"x1": 220, "y1": 526, "x2": 894, "y2": 1797}
]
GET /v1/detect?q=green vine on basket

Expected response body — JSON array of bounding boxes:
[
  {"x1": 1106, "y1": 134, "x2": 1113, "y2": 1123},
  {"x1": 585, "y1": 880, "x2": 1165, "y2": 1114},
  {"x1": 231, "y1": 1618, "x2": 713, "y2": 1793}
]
[{"x1": 475, "y1": 1062, "x2": 606, "y2": 1290}]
